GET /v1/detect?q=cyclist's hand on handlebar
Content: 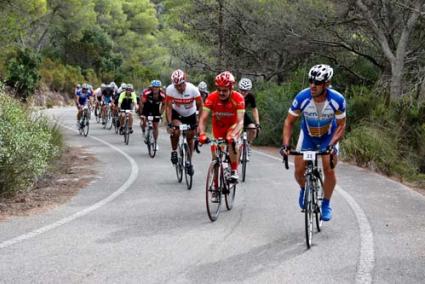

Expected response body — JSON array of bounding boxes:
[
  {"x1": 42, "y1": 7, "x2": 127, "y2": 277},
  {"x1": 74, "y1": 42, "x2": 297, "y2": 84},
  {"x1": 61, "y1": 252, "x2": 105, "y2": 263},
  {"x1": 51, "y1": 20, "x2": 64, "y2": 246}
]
[
  {"x1": 326, "y1": 144, "x2": 336, "y2": 154},
  {"x1": 280, "y1": 144, "x2": 291, "y2": 157},
  {"x1": 198, "y1": 133, "x2": 208, "y2": 145}
]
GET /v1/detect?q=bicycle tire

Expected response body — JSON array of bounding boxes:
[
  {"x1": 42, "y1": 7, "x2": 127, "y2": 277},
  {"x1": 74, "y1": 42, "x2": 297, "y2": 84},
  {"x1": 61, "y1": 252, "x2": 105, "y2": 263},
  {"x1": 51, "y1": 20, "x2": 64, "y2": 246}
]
[
  {"x1": 114, "y1": 116, "x2": 119, "y2": 134},
  {"x1": 124, "y1": 120, "x2": 129, "y2": 145},
  {"x1": 105, "y1": 108, "x2": 112, "y2": 130},
  {"x1": 96, "y1": 106, "x2": 101, "y2": 123},
  {"x1": 83, "y1": 115, "x2": 89, "y2": 137},
  {"x1": 184, "y1": 143, "x2": 193, "y2": 190},
  {"x1": 305, "y1": 178, "x2": 314, "y2": 249},
  {"x1": 224, "y1": 175, "x2": 236, "y2": 210},
  {"x1": 314, "y1": 175, "x2": 324, "y2": 232},
  {"x1": 206, "y1": 161, "x2": 221, "y2": 222},
  {"x1": 147, "y1": 129, "x2": 156, "y2": 158},
  {"x1": 175, "y1": 145, "x2": 183, "y2": 183},
  {"x1": 241, "y1": 140, "x2": 247, "y2": 182}
]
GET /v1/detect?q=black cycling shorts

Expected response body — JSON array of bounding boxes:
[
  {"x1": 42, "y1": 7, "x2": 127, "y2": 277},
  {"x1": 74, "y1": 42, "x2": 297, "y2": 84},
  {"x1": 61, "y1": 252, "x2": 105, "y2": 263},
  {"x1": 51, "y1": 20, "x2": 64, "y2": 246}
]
[{"x1": 171, "y1": 109, "x2": 197, "y2": 129}]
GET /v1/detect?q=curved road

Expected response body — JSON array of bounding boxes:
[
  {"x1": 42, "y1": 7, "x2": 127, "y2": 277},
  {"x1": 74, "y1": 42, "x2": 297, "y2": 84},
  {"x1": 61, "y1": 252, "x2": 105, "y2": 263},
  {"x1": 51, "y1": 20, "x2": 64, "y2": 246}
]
[{"x1": 0, "y1": 107, "x2": 424, "y2": 283}]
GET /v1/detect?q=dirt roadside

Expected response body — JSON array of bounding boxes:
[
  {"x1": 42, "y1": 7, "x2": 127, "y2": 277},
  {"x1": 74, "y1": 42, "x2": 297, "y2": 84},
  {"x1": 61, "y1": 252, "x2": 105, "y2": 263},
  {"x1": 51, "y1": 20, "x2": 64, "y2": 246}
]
[{"x1": 0, "y1": 147, "x2": 97, "y2": 221}]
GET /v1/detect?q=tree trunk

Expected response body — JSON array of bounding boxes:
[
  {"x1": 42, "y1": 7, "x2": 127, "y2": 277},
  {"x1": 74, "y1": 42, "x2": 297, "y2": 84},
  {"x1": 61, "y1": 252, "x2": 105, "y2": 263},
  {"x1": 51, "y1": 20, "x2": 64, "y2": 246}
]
[
  {"x1": 390, "y1": 58, "x2": 404, "y2": 100},
  {"x1": 217, "y1": 0, "x2": 224, "y2": 72}
]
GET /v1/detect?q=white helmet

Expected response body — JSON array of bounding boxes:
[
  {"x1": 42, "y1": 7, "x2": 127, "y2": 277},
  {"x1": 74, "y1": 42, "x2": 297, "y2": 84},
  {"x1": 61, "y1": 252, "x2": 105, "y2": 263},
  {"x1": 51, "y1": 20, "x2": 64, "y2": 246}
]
[
  {"x1": 308, "y1": 64, "x2": 333, "y2": 83},
  {"x1": 238, "y1": 78, "x2": 252, "y2": 91},
  {"x1": 198, "y1": 81, "x2": 208, "y2": 92}
]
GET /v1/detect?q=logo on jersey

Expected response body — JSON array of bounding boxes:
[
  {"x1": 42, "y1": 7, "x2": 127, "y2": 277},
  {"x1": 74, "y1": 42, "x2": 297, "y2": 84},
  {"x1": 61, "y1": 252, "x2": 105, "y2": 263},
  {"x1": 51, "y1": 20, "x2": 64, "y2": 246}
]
[{"x1": 292, "y1": 100, "x2": 298, "y2": 108}]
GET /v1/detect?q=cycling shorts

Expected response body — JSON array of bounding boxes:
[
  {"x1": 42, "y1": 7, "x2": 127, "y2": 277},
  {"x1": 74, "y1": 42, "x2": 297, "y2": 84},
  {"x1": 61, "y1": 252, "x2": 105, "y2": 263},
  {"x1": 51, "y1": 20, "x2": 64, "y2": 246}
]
[
  {"x1": 171, "y1": 109, "x2": 197, "y2": 129},
  {"x1": 296, "y1": 130, "x2": 339, "y2": 154}
]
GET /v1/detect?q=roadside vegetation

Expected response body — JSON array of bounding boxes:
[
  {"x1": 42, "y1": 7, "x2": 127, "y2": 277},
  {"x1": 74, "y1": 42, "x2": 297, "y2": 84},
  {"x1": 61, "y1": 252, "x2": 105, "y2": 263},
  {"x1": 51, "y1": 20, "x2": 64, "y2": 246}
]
[{"x1": 0, "y1": 0, "x2": 424, "y2": 191}]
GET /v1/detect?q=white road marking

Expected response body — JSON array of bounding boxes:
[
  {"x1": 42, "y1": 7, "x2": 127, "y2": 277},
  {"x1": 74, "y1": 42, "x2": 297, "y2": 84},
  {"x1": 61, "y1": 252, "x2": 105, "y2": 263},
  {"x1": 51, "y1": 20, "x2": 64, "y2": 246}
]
[
  {"x1": 0, "y1": 124, "x2": 139, "y2": 249},
  {"x1": 253, "y1": 149, "x2": 375, "y2": 284}
]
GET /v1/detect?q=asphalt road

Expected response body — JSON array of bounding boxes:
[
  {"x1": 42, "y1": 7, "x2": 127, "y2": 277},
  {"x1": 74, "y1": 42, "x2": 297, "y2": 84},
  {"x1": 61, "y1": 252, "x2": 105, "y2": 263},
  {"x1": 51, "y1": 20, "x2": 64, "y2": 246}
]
[{"x1": 0, "y1": 107, "x2": 424, "y2": 283}]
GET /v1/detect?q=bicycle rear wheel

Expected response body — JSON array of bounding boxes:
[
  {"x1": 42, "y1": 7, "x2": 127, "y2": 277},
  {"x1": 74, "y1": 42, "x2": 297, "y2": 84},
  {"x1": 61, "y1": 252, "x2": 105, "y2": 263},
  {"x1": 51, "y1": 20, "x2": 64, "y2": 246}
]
[
  {"x1": 206, "y1": 161, "x2": 221, "y2": 222},
  {"x1": 175, "y1": 146, "x2": 183, "y2": 183},
  {"x1": 241, "y1": 140, "x2": 248, "y2": 182},
  {"x1": 96, "y1": 106, "x2": 101, "y2": 123},
  {"x1": 184, "y1": 143, "x2": 193, "y2": 190},
  {"x1": 82, "y1": 112, "x2": 89, "y2": 137},
  {"x1": 106, "y1": 109, "x2": 113, "y2": 130},
  {"x1": 304, "y1": 178, "x2": 314, "y2": 249}
]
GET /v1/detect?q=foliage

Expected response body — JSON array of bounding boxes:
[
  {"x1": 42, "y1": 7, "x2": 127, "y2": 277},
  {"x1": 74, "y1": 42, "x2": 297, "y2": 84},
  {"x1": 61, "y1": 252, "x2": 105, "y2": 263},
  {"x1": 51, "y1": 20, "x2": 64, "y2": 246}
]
[
  {"x1": 0, "y1": 93, "x2": 63, "y2": 195},
  {"x1": 5, "y1": 49, "x2": 41, "y2": 101}
]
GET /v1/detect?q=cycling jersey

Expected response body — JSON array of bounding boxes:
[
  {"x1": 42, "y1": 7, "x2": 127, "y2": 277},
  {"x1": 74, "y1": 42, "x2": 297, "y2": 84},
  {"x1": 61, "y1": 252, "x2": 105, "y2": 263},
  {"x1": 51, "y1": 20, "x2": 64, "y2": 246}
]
[
  {"x1": 243, "y1": 92, "x2": 257, "y2": 127},
  {"x1": 76, "y1": 90, "x2": 93, "y2": 105},
  {"x1": 289, "y1": 88, "x2": 346, "y2": 137},
  {"x1": 141, "y1": 88, "x2": 165, "y2": 117},
  {"x1": 203, "y1": 91, "x2": 245, "y2": 138},
  {"x1": 165, "y1": 82, "x2": 201, "y2": 117},
  {"x1": 102, "y1": 87, "x2": 114, "y2": 104},
  {"x1": 118, "y1": 92, "x2": 137, "y2": 110}
]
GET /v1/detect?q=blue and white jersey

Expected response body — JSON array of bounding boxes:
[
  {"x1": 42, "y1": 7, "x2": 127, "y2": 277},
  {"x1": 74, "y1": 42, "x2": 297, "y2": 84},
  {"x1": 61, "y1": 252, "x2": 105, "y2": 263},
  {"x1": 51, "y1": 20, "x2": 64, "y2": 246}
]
[
  {"x1": 289, "y1": 88, "x2": 346, "y2": 138},
  {"x1": 76, "y1": 90, "x2": 93, "y2": 105}
]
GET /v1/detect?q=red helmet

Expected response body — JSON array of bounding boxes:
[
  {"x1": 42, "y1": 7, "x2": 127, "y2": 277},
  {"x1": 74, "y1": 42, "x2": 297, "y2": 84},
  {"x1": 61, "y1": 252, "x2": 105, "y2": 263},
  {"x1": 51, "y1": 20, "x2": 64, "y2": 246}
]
[
  {"x1": 215, "y1": 71, "x2": 235, "y2": 89},
  {"x1": 171, "y1": 69, "x2": 186, "y2": 85}
]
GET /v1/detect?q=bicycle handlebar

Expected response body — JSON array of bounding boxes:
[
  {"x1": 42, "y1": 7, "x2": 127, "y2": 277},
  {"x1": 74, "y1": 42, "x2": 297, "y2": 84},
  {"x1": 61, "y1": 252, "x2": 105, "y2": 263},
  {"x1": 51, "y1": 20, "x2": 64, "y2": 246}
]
[{"x1": 283, "y1": 150, "x2": 334, "y2": 170}]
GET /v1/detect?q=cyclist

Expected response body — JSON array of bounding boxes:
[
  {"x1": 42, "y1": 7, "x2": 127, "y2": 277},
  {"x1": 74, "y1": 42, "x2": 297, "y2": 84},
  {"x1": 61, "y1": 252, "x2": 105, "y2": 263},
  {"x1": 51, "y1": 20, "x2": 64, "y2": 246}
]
[
  {"x1": 280, "y1": 64, "x2": 346, "y2": 221},
  {"x1": 165, "y1": 69, "x2": 203, "y2": 175},
  {"x1": 93, "y1": 84, "x2": 104, "y2": 118},
  {"x1": 238, "y1": 78, "x2": 260, "y2": 160},
  {"x1": 198, "y1": 81, "x2": 209, "y2": 102},
  {"x1": 140, "y1": 80, "x2": 166, "y2": 150},
  {"x1": 75, "y1": 83, "x2": 93, "y2": 128},
  {"x1": 198, "y1": 71, "x2": 245, "y2": 184},
  {"x1": 74, "y1": 84, "x2": 81, "y2": 96},
  {"x1": 118, "y1": 84, "x2": 139, "y2": 134},
  {"x1": 101, "y1": 83, "x2": 114, "y2": 124}
]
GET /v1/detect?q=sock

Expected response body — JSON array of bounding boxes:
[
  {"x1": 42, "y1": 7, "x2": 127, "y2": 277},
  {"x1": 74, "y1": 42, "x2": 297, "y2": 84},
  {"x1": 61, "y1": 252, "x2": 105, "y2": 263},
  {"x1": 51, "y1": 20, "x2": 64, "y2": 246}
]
[
  {"x1": 322, "y1": 198, "x2": 330, "y2": 206},
  {"x1": 231, "y1": 161, "x2": 238, "y2": 171}
]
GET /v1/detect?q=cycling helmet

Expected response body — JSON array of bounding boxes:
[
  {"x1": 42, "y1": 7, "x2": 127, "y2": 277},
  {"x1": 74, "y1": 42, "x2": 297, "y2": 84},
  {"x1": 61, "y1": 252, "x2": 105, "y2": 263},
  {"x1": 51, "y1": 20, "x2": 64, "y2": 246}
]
[
  {"x1": 308, "y1": 64, "x2": 334, "y2": 83},
  {"x1": 151, "y1": 80, "x2": 162, "y2": 87},
  {"x1": 81, "y1": 83, "x2": 89, "y2": 90},
  {"x1": 126, "y1": 84, "x2": 134, "y2": 91},
  {"x1": 76, "y1": 84, "x2": 81, "y2": 88},
  {"x1": 171, "y1": 69, "x2": 186, "y2": 85},
  {"x1": 101, "y1": 83, "x2": 107, "y2": 89},
  {"x1": 238, "y1": 78, "x2": 252, "y2": 91},
  {"x1": 109, "y1": 81, "x2": 117, "y2": 89},
  {"x1": 198, "y1": 81, "x2": 208, "y2": 92},
  {"x1": 215, "y1": 71, "x2": 235, "y2": 89}
]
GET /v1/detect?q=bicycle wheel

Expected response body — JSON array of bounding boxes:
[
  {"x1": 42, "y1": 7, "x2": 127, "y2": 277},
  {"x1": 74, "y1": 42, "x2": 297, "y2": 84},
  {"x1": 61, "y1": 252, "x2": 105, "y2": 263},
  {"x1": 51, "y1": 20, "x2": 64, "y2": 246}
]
[
  {"x1": 175, "y1": 146, "x2": 183, "y2": 183},
  {"x1": 114, "y1": 116, "x2": 119, "y2": 134},
  {"x1": 184, "y1": 143, "x2": 193, "y2": 190},
  {"x1": 224, "y1": 175, "x2": 236, "y2": 210},
  {"x1": 124, "y1": 121, "x2": 129, "y2": 145},
  {"x1": 304, "y1": 178, "x2": 314, "y2": 249},
  {"x1": 206, "y1": 161, "x2": 221, "y2": 222},
  {"x1": 241, "y1": 140, "x2": 248, "y2": 182},
  {"x1": 96, "y1": 106, "x2": 101, "y2": 123},
  {"x1": 147, "y1": 129, "x2": 156, "y2": 158},
  {"x1": 83, "y1": 115, "x2": 89, "y2": 137},
  {"x1": 314, "y1": 176, "x2": 324, "y2": 232},
  {"x1": 105, "y1": 108, "x2": 112, "y2": 129}
]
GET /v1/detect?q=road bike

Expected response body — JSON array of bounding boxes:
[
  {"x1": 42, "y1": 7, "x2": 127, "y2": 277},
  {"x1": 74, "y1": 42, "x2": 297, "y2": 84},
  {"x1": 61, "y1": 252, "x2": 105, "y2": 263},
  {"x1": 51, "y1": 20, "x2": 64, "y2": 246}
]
[
  {"x1": 144, "y1": 115, "x2": 161, "y2": 158},
  {"x1": 283, "y1": 149, "x2": 333, "y2": 249},
  {"x1": 79, "y1": 105, "x2": 90, "y2": 137},
  {"x1": 120, "y1": 110, "x2": 132, "y2": 145},
  {"x1": 174, "y1": 124, "x2": 194, "y2": 190},
  {"x1": 112, "y1": 108, "x2": 119, "y2": 134},
  {"x1": 205, "y1": 138, "x2": 237, "y2": 222},
  {"x1": 239, "y1": 126, "x2": 258, "y2": 182}
]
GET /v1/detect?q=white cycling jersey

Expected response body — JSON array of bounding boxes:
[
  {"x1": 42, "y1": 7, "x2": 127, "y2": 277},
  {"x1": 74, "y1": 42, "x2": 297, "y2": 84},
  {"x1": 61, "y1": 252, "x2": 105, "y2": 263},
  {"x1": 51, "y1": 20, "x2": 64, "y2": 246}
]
[
  {"x1": 94, "y1": 88, "x2": 102, "y2": 97},
  {"x1": 165, "y1": 82, "x2": 201, "y2": 117}
]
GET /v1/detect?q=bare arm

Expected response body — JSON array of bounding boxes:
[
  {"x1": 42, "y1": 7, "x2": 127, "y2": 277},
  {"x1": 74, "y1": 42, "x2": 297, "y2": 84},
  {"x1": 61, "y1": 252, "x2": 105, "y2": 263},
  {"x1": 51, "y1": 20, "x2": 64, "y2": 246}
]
[
  {"x1": 198, "y1": 109, "x2": 210, "y2": 134},
  {"x1": 166, "y1": 100, "x2": 173, "y2": 124},
  {"x1": 230, "y1": 110, "x2": 245, "y2": 138},
  {"x1": 252, "y1": 107, "x2": 260, "y2": 125},
  {"x1": 282, "y1": 113, "x2": 298, "y2": 146},
  {"x1": 329, "y1": 117, "x2": 346, "y2": 145},
  {"x1": 196, "y1": 98, "x2": 203, "y2": 119}
]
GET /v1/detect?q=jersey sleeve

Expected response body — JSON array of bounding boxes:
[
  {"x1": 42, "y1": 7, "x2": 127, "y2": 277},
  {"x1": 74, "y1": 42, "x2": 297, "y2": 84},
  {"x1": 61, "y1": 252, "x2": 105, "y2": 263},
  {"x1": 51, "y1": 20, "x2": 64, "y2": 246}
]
[
  {"x1": 289, "y1": 94, "x2": 302, "y2": 117},
  {"x1": 203, "y1": 94, "x2": 214, "y2": 112},
  {"x1": 334, "y1": 96, "x2": 346, "y2": 120},
  {"x1": 132, "y1": 92, "x2": 138, "y2": 104}
]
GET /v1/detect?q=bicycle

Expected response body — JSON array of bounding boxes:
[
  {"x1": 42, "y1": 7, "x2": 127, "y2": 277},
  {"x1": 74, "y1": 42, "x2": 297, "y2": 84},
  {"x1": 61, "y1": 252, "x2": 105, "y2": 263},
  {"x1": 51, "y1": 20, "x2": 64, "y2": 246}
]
[
  {"x1": 239, "y1": 126, "x2": 258, "y2": 182},
  {"x1": 112, "y1": 108, "x2": 119, "y2": 134},
  {"x1": 174, "y1": 124, "x2": 194, "y2": 190},
  {"x1": 103, "y1": 103, "x2": 113, "y2": 130},
  {"x1": 204, "y1": 138, "x2": 237, "y2": 222},
  {"x1": 283, "y1": 149, "x2": 333, "y2": 249},
  {"x1": 144, "y1": 115, "x2": 161, "y2": 158},
  {"x1": 120, "y1": 110, "x2": 132, "y2": 145},
  {"x1": 79, "y1": 105, "x2": 90, "y2": 137}
]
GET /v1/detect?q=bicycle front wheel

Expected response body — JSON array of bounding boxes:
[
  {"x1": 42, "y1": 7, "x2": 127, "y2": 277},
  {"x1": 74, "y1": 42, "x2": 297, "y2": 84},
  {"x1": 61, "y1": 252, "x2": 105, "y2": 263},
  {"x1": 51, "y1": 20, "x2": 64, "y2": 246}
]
[
  {"x1": 106, "y1": 109, "x2": 113, "y2": 130},
  {"x1": 314, "y1": 177, "x2": 324, "y2": 232},
  {"x1": 124, "y1": 121, "x2": 129, "y2": 145},
  {"x1": 304, "y1": 178, "x2": 314, "y2": 249},
  {"x1": 206, "y1": 161, "x2": 221, "y2": 222},
  {"x1": 184, "y1": 143, "x2": 193, "y2": 190},
  {"x1": 175, "y1": 146, "x2": 183, "y2": 183},
  {"x1": 241, "y1": 140, "x2": 248, "y2": 182},
  {"x1": 147, "y1": 130, "x2": 156, "y2": 158},
  {"x1": 224, "y1": 178, "x2": 236, "y2": 210}
]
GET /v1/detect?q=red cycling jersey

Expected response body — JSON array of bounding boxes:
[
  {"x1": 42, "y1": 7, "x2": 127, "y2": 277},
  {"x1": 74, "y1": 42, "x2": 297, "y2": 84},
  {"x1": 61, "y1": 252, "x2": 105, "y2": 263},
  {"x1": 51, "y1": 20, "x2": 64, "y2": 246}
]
[{"x1": 203, "y1": 90, "x2": 245, "y2": 138}]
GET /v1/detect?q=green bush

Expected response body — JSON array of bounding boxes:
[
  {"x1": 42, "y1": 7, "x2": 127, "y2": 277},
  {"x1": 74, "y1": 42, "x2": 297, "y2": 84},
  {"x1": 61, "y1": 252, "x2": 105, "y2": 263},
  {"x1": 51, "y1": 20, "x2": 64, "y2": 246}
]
[
  {"x1": 0, "y1": 93, "x2": 63, "y2": 195},
  {"x1": 5, "y1": 49, "x2": 41, "y2": 101}
]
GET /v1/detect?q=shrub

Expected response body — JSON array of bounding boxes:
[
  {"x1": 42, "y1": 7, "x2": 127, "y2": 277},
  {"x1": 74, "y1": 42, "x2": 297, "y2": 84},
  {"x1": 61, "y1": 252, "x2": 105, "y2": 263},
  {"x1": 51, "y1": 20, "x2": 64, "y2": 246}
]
[
  {"x1": 5, "y1": 49, "x2": 41, "y2": 101},
  {"x1": 0, "y1": 93, "x2": 63, "y2": 195}
]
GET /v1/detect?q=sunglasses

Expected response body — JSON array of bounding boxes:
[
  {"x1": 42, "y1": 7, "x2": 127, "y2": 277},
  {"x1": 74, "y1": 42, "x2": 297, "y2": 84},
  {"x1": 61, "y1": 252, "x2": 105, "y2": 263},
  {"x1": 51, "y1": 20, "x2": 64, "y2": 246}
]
[{"x1": 308, "y1": 79, "x2": 325, "y2": 86}]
